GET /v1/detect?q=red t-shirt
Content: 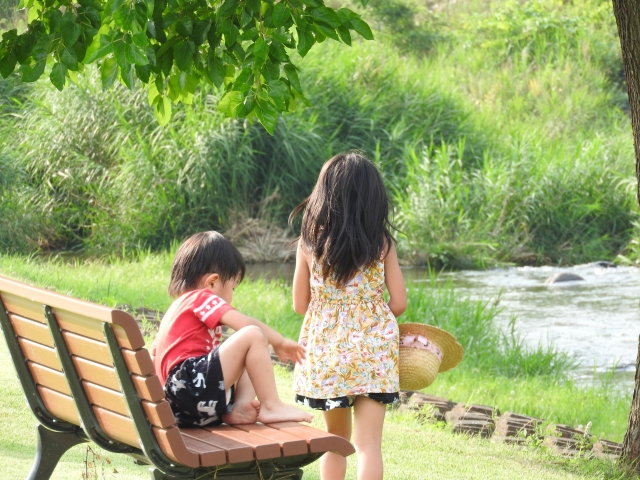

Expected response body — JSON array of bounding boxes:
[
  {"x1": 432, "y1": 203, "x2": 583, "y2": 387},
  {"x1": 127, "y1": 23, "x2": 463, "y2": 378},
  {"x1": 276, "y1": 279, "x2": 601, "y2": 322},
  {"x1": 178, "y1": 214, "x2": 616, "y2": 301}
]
[{"x1": 152, "y1": 289, "x2": 234, "y2": 385}]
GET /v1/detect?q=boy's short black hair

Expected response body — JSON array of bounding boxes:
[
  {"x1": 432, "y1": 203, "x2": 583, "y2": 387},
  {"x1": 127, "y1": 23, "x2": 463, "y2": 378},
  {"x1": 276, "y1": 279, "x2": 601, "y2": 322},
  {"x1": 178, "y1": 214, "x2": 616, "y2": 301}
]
[{"x1": 168, "y1": 231, "x2": 246, "y2": 297}]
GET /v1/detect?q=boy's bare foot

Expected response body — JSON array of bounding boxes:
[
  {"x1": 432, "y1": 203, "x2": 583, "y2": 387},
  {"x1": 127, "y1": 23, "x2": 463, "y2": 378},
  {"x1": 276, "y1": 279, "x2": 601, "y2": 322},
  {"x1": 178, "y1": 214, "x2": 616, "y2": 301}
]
[
  {"x1": 257, "y1": 401, "x2": 313, "y2": 424},
  {"x1": 223, "y1": 399, "x2": 261, "y2": 425}
]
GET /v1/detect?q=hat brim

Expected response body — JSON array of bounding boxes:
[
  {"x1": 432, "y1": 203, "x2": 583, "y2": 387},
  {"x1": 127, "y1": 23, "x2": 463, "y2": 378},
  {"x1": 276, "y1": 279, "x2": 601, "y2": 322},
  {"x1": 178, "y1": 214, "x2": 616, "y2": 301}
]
[{"x1": 398, "y1": 323, "x2": 464, "y2": 372}]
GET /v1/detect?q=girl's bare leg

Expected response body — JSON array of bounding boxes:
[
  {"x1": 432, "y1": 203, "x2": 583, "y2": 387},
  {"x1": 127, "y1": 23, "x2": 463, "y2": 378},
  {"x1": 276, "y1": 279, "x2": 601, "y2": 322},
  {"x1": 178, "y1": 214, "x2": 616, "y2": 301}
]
[
  {"x1": 320, "y1": 407, "x2": 352, "y2": 480},
  {"x1": 222, "y1": 371, "x2": 260, "y2": 425},
  {"x1": 353, "y1": 396, "x2": 385, "y2": 480},
  {"x1": 219, "y1": 326, "x2": 312, "y2": 423}
]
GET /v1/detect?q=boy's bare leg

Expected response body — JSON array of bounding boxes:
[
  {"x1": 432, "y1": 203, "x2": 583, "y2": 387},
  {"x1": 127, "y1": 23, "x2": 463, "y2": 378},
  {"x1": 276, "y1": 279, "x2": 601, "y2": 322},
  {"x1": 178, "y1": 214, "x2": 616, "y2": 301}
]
[
  {"x1": 222, "y1": 371, "x2": 260, "y2": 425},
  {"x1": 219, "y1": 326, "x2": 313, "y2": 423}
]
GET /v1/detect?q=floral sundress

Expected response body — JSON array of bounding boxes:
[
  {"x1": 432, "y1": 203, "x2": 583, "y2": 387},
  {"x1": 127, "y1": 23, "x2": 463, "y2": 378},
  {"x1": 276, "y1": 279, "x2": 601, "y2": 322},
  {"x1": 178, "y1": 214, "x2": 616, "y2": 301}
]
[{"x1": 293, "y1": 257, "x2": 400, "y2": 410}]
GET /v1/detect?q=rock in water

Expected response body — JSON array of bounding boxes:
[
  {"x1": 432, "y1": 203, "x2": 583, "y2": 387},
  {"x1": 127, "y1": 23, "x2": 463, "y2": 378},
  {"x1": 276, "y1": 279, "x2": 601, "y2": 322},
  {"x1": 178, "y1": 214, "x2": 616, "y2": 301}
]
[
  {"x1": 591, "y1": 260, "x2": 616, "y2": 268},
  {"x1": 544, "y1": 273, "x2": 585, "y2": 284}
]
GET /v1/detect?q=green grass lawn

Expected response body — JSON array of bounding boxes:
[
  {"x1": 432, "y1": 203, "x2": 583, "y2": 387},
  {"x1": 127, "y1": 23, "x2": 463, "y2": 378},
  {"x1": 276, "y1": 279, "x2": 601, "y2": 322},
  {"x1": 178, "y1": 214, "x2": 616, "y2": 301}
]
[
  {"x1": 0, "y1": 340, "x2": 628, "y2": 480},
  {"x1": 0, "y1": 255, "x2": 634, "y2": 478}
]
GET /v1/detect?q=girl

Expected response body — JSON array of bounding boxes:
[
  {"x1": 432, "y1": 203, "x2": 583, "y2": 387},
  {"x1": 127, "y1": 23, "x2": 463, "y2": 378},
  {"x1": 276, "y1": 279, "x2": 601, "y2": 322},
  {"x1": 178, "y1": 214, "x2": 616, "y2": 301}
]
[
  {"x1": 152, "y1": 231, "x2": 312, "y2": 427},
  {"x1": 290, "y1": 152, "x2": 407, "y2": 480}
]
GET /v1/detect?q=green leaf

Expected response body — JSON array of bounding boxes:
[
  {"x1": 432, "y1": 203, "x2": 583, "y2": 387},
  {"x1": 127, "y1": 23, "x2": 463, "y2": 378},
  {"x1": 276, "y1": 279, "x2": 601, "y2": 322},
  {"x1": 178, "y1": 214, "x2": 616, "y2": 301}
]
[
  {"x1": 153, "y1": 94, "x2": 171, "y2": 125},
  {"x1": 113, "y1": 4, "x2": 135, "y2": 30},
  {"x1": 174, "y1": 39, "x2": 195, "y2": 71},
  {"x1": 360, "y1": 0, "x2": 369, "y2": 6},
  {"x1": 255, "y1": 98, "x2": 278, "y2": 134},
  {"x1": 191, "y1": 20, "x2": 211, "y2": 46},
  {"x1": 19, "y1": 58, "x2": 46, "y2": 82},
  {"x1": 218, "y1": 0, "x2": 239, "y2": 18},
  {"x1": 61, "y1": 47, "x2": 79, "y2": 70},
  {"x1": 296, "y1": 28, "x2": 314, "y2": 57},
  {"x1": 135, "y1": 63, "x2": 150, "y2": 82},
  {"x1": 348, "y1": 17, "x2": 373, "y2": 40},
  {"x1": 253, "y1": 37, "x2": 268, "y2": 70},
  {"x1": 239, "y1": 91, "x2": 255, "y2": 116},
  {"x1": 283, "y1": 63, "x2": 301, "y2": 93},
  {"x1": 268, "y1": 78, "x2": 288, "y2": 110},
  {"x1": 246, "y1": 0, "x2": 260, "y2": 13},
  {"x1": 337, "y1": 25, "x2": 351, "y2": 45},
  {"x1": 0, "y1": 52, "x2": 17, "y2": 78},
  {"x1": 300, "y1": 0, "x2": 319, "y2": 6},
  {"x1": 309, "y1": 7, "x2": 340, "y2": 29},
  {"x1": 206, "y1": 54, "x2": 224, "y2": 86},
  {"x1": 47, "y1": 9, "x2": 63, "y2": 32},
  {"x1": 132, "y1": 32, "x2": 148, "y2": 49},
  {"x1": 218, "y1": 89, "x2": 244, "y2": 117},
  {"x1": 127, "y1": 42, "x2": 148, "y2": 65},
  {"x1": 176, "y1": 17, "x2": 193, "y2": 37},
  {"x1": 120, "y1": 63, "x2": 135, "y2": 89},
  {"x1": 106, "y1": 0, "x2": 124, "y2": 16},
  {"x1": 315, "y1": 23, "x2": 339, "y2": 41},
  {"x1": 100, "y1": 55, "x2": 118, "y2": 89},
  {"x1": 113, "y1": 39, "x2": 129, "y2": 70},
  {"x1": 240, "y1": 27, "x2": 258, "y2": 41},
  {"x1": 144, "y1": 0, "x2": 154, "y2": 17},
  {"x1": 60, "y1": 13, "x2": 82, "y2": 46},
  {"x1": 272, "y1": 3, "x2": 290, "y2": 28},
  {"x1": 336, "y1": 8, "x2": 358, "y2": 24},
  {"x1": 50, "y1": 62, "x2": 67, "y2": 90},
  {"x1": 261, "y1": 61, "x2": 279, "y2": 81},
  {"x1": 224, "y1": 24, "x2": 239, "y2": 47},
  {"x1": 84, "y1": 31, "x2": 114, "y2": 63}
]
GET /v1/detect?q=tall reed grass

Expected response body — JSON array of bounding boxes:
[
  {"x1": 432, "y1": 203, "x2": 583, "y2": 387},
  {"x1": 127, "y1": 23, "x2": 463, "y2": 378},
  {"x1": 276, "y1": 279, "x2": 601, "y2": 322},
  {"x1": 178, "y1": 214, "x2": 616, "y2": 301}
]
[{"x1": 0, "y1": 0, "x2": 637, "y2": 267}]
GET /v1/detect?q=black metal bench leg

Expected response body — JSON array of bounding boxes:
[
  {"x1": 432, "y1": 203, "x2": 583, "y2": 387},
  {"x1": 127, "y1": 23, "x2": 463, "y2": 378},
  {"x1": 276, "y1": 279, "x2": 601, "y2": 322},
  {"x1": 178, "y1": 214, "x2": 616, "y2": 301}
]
[{"x1": 27, "y1": 424, "x2": 86, "y2": 480}]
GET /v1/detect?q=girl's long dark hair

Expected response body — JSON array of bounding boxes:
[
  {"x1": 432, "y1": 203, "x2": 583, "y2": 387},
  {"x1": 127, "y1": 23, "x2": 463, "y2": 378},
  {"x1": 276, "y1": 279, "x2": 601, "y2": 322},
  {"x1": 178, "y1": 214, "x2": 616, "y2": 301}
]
[{"x1": 289, "y1": 152, "x2": 394, "y2": 286}]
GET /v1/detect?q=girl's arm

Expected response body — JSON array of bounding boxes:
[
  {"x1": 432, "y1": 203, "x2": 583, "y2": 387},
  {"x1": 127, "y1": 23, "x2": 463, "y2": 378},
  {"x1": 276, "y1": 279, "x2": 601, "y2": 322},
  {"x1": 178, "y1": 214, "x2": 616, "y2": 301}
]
[
  {"x1": 292, "y1": 240, "x2": 312, "y2": 315},
  {"x1": 220, "y1": 309, "x2": 305, "y2": 363},
  {"x1": 384, "y1": 243, "x2": 407, "y2": 317}
]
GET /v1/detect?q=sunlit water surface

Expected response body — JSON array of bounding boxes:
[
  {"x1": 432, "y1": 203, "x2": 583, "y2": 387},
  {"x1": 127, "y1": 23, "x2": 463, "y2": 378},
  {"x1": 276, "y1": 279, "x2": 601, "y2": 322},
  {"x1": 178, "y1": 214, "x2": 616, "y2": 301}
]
[{"x1": 246, "y1": 263, "x2": 639, "y2": 392}]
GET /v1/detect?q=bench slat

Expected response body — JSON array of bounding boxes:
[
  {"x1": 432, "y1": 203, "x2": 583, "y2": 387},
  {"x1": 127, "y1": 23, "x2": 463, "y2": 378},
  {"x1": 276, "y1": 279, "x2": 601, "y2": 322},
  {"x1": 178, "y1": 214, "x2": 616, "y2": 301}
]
[
  {"x1": 153, "y1": 427, "x2": 201, "y2": 468},
  {"x1": 83, "y1": 381, "x2": 175, "y2": 428},
  {"x1": 92, "y1": 405, "x2": 139, "y2": 448},
  {"x1": 203, "y1": 425, "x2": 281, "y2": 460},
  {"x1": 234, "y1": 423, "x2": 308, "y2": 457},
  {"x1": 181, "y1": 435, "x2": 227, "y2": 467},
  {"x1": 71, "y1": 357, "x2": 165, "y2": 402},
  {"x1": 267, "y1": 422, "x2": 356, "y2": 457},
  {"x1": 28, "y1": 361, "x2": 71, "y2": 395},
  {"x1": 18, "y1": 338, "x2": 61, "y2": 371},
  {"x1": 181, "y1": 428, "x2": 254, "y2": 464},
  {"x1": 62, "y1": 331, "x2": 154, "y2": 376},
  {"x1": 37, "y1": 385, "x2": 80, "y2": 425},
  {"x1": 0, "y1": 277, "x2": 144, "y2": 350},
  {"x1": 9, "y1": 314, "x2": 53, "y2": 347}
]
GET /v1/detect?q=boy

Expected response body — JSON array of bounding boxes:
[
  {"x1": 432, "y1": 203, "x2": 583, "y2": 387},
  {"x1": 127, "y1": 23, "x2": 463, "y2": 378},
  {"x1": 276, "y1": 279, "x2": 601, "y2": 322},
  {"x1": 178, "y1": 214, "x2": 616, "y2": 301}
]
[{"x1": 152, "y1": 231, "x2": 312, "y2": 426}]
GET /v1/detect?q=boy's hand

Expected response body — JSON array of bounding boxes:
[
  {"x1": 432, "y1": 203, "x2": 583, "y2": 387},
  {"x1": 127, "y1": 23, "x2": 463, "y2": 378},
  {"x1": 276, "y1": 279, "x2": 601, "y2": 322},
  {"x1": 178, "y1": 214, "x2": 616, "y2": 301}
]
[{"x1": 274, "y1": 338, "x2": 306, "y2": 364}]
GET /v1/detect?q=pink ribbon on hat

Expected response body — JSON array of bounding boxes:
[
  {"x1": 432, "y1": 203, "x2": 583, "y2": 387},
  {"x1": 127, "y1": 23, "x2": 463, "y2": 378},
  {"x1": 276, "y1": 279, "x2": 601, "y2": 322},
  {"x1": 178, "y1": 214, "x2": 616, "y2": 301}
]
[{"x1": 400, "y1": 334, "x2": 443, "y2": 362}]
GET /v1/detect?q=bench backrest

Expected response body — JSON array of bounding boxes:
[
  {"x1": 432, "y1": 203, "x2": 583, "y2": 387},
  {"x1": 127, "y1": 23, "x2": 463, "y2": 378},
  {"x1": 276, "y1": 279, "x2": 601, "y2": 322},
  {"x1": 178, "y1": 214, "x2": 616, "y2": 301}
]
[{"x1": 0, "y1": 275, "x2": 200, "y2": 468}]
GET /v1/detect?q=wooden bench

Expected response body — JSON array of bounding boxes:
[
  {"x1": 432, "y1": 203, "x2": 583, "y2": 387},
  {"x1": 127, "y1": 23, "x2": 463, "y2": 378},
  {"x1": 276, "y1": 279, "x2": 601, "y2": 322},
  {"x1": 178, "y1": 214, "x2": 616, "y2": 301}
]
[{"x1": 0, "y1": 275, "x2": 354, "y2": 479}]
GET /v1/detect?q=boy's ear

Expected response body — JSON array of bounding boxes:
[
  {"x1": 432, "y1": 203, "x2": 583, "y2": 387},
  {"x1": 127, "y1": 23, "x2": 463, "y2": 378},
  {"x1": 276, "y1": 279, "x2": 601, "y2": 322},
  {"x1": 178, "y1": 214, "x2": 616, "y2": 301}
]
[{"x1": 200, "y1": 273, "x2": 220, "y2": 289}]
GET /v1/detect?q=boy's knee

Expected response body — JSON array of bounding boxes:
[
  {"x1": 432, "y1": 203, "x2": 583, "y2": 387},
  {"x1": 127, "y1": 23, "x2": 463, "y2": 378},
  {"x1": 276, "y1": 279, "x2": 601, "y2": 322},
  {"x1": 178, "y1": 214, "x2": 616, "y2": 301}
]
[{"x1": 240, "y1": 325, "x2": 267, "y2": 342}]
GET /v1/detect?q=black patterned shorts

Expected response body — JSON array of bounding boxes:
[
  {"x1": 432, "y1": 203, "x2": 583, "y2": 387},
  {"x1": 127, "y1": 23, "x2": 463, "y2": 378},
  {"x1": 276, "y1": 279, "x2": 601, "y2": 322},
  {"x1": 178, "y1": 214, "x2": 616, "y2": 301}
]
[
  {"x1": 164, "y1": 349, "x2": 235, "y2": 427},
  {"x1": 295, "y1": 392, "x2": 400, "y2": 411}
]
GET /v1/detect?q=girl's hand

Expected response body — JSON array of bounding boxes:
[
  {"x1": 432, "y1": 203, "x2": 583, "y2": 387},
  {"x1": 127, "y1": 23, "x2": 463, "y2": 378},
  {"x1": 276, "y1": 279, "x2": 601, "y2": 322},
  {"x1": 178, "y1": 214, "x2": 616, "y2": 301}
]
[{"x1": 274, "y1": 338, "x2": 306, "y2": 364}]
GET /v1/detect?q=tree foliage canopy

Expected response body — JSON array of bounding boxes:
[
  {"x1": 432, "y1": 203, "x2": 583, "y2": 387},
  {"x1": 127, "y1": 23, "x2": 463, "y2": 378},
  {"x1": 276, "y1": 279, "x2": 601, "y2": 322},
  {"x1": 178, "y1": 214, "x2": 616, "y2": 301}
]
[{"x1": 0, "y1": 0, "x2": 372, "y2": 132}]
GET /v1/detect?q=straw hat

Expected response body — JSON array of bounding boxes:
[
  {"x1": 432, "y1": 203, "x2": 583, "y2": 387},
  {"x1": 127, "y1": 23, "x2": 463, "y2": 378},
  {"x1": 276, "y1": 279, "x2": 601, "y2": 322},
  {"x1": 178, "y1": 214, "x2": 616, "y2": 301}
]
[{"x1": 398, "y1": 323, "x2": 464, "y2": 391}]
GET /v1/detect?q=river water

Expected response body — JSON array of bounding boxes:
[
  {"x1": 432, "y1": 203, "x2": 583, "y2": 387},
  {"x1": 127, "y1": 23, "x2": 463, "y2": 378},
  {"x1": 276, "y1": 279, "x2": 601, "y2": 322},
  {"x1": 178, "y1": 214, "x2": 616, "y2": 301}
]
[{"x1": 247, "y1": 263, "x2": 639, "y2": 392}]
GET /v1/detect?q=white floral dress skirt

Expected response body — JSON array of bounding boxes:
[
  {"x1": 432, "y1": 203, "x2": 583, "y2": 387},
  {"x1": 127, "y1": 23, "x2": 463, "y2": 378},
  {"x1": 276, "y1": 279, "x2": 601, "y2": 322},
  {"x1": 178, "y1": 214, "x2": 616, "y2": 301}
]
[{"x1": 294, "y1": 258, "x2": 400, "y2": 410}]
